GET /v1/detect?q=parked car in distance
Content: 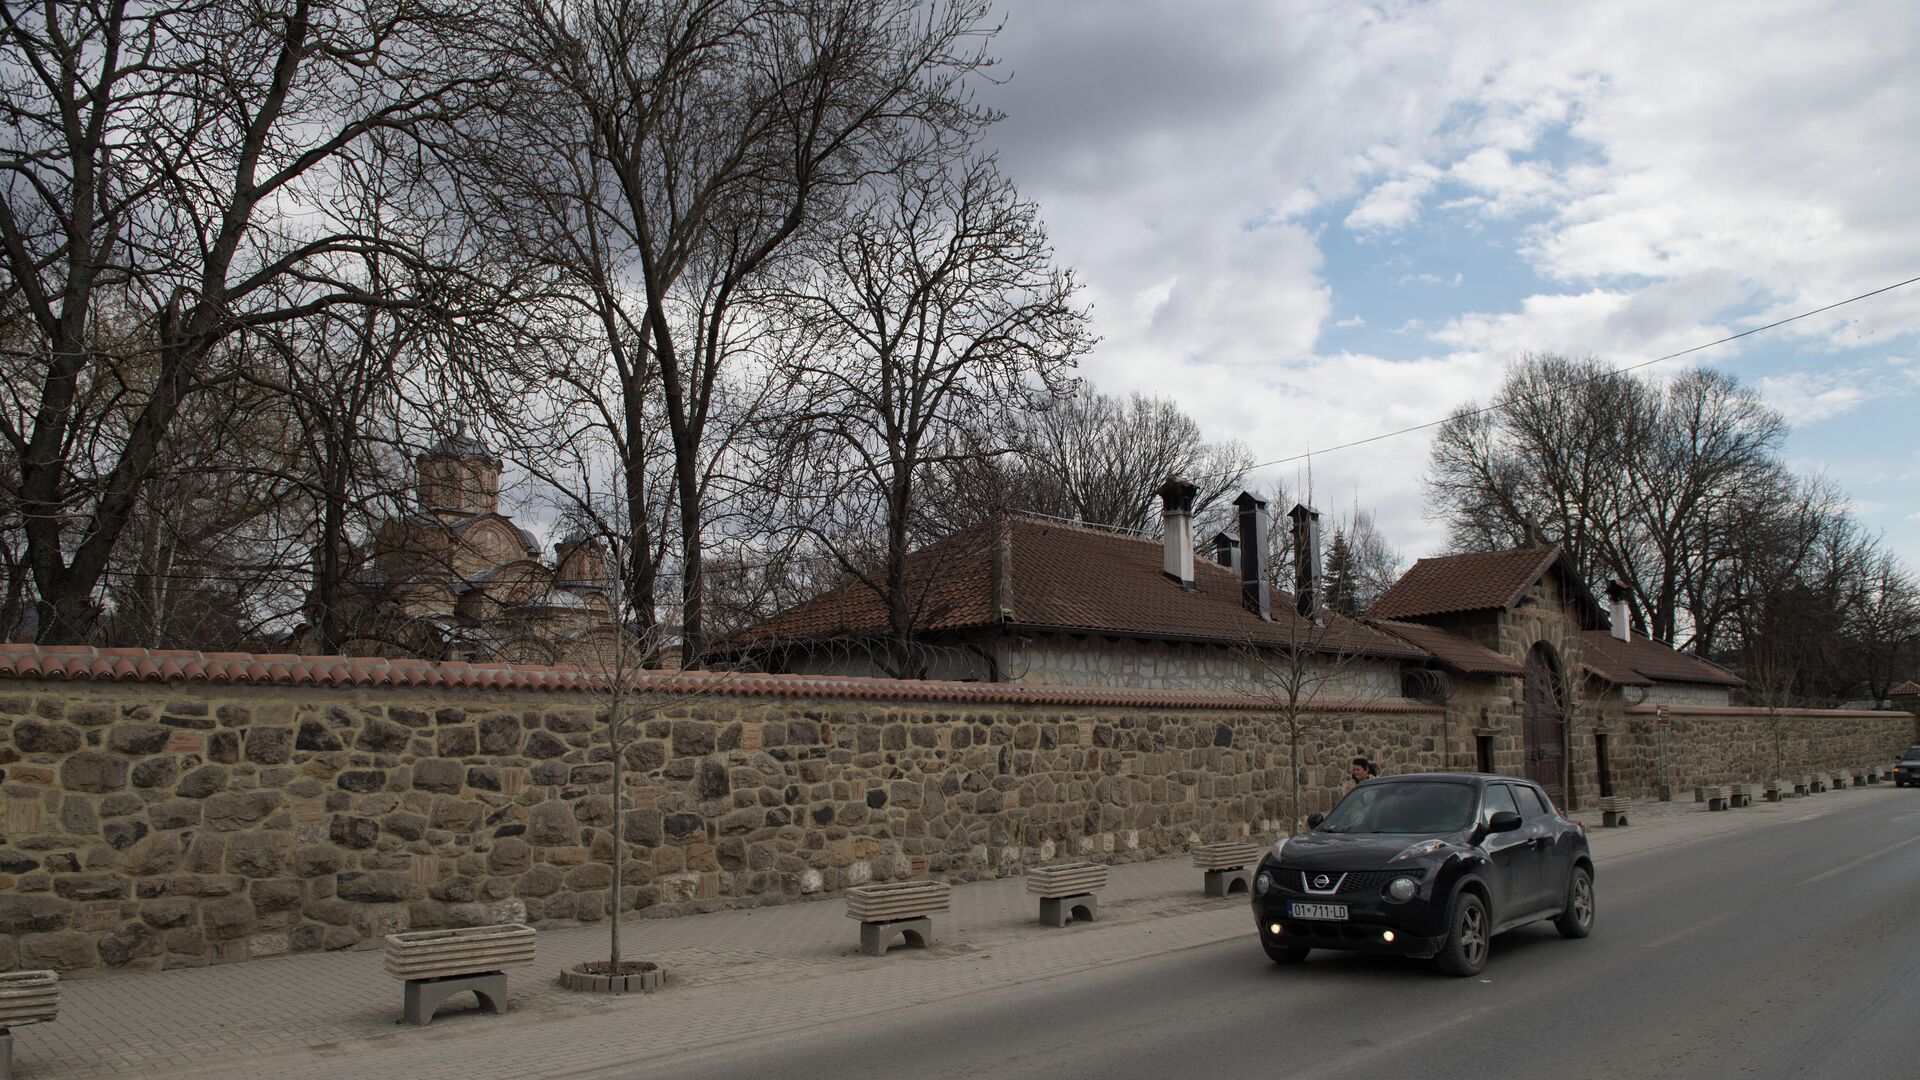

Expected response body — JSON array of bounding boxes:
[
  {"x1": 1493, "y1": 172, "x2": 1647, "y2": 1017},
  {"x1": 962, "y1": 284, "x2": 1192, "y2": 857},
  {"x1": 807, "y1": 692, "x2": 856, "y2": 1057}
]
[
  {"x1": 1895, "y1": 746, "x2": 1920, "y2": 788},
  {"x1": 1251, "y1": 773, "x2": 1593, "y2": 976}
]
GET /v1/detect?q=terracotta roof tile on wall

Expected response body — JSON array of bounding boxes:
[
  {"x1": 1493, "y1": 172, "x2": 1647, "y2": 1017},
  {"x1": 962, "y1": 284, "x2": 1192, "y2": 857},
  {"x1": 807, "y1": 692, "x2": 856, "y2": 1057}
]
[
  {"x1": 731, "y1": 515, "x2": 1428, "y2": 661},
  {"x1": 1891, "y1": 680, "x2": 1920, "y2": 697},
  {"x1": 0, "y1": 645, "x2": 1445, "y2": 712},
  {"x1": 1366, "y1": 546, "x2": 1566, "y2": 620},
  {"x1": 1577, "y1": 631, "x2": 1743, "y2": 687}
]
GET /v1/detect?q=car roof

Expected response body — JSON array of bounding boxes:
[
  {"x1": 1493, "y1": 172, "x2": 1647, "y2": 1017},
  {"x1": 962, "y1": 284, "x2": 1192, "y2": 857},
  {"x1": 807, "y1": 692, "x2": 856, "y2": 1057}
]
[{"x1": 1363, "y1": 772, "x2": 1543, "y2": 789}]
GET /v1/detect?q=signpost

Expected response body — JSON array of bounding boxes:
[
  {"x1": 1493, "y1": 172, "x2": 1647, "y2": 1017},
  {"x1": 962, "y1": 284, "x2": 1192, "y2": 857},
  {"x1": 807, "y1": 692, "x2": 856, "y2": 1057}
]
[{"x1": 1656, "y1": 705, "x2": 1672, "y2": 801}]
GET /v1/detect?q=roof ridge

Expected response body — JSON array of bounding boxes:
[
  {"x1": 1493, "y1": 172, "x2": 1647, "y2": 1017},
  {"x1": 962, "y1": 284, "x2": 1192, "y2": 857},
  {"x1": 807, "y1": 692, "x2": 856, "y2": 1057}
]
[{"x1": 1009, "y1": 512, "x2": 1158, "y2": 544}]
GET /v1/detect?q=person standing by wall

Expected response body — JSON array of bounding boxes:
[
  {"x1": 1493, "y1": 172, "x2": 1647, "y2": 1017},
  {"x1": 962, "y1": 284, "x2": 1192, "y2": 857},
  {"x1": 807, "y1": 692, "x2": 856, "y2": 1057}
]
[{"x1": 1349, "y1": 756, "x2": 1379, "y2": 787}]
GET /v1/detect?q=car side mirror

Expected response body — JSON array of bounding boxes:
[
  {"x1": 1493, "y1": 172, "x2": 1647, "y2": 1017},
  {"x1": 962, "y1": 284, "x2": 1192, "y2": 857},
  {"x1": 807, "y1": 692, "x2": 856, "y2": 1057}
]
[
  {"x1": 1487, "y1": 810, "x2": 1523, "y2": 834},
  {"x1": 1306, "y1": 813, "x2": 1325, "y2": 829}
]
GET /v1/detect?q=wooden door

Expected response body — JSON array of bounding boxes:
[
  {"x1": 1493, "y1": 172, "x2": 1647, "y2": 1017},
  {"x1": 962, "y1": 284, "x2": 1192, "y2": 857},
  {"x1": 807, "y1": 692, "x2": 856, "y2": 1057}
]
[{"x1": 1522, "y1": 645, "x2": 1565, "y2": 804}]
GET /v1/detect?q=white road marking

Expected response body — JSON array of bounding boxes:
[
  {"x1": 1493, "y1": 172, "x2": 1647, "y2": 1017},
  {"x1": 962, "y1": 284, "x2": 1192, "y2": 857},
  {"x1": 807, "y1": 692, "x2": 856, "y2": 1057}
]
[
  {"x1": 1642, "y1": 910, "x2": 1740, "y2": 950},
  {"x1": 1798, "y1": 832, "x2": 1920, "y2": 887}
]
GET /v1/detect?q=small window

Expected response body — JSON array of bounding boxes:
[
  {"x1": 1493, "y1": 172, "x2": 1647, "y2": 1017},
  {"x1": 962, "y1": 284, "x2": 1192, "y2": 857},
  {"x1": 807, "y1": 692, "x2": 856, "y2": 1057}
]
[
  {"x1": 1475, "y1": 735, "x2": 1495, "y2": 774},
  {"x1": 1481, "y1": 783, "x2": 1522, "y2": 823}
]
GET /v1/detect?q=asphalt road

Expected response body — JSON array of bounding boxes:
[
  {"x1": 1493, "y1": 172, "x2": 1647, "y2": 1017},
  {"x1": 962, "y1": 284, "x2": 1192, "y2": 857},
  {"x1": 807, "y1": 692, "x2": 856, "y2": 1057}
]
[{"x1": 642, "y1": 791, "x2": 1920, "y2": 1080}]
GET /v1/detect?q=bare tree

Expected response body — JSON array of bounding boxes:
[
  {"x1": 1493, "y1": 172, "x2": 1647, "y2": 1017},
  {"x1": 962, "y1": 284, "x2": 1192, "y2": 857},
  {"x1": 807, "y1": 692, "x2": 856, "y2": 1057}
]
[
  {"x1": 1234, "y1": 615, "x2": 1396, "y2": 835},
  {"x1": 1844, "y1": 548, "x2": 1920, "y2": 704},
  {"x1": 1025, "y1": 383, "x2": 1254, "y2": 533},
  {"x1": 776, "y1": 154, "x2": 1086, "y2": 674},
  {"x1": 567, "y1": 535, "x2": 743, "y2": 986},
  {"x1": 0, "y1": 0, "x2": 489, "y2": 642},
  {"x1": 1428, "y1": 356, "x2": 1790, "y2": 649},
  {"x1": 487, "y1": 0, "x2": 999, "y2": 665}
]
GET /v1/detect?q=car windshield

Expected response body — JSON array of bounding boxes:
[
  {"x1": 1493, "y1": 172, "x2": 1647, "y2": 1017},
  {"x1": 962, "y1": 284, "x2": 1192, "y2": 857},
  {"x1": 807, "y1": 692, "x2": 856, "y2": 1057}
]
[
  {"x1": 1317, "y1": 781, "x2": 1477, "y2": 835},
  {"x1": 1906, "y1": 746, "x2": 1920, "y2": 761}
]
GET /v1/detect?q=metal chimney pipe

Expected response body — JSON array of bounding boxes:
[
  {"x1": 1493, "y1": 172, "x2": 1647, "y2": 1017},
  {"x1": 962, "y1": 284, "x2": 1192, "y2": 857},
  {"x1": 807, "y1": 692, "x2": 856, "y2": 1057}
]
[
  {"x1": 1212, "y1": 531, "x2": 1239, "y2": 572},
  {"x1": 1234, "y1": 491, "x2": 1270, "y2": 620},
  {"x1": 1158, "y1": 478, "x2": 1199, "y2": 589},
  {"x1": 1288, "y1": 503, "x2": 1322, "y2": 619},
  {"x1": 1606, "y1": 579, "x2": 1633, "y2": 643}
]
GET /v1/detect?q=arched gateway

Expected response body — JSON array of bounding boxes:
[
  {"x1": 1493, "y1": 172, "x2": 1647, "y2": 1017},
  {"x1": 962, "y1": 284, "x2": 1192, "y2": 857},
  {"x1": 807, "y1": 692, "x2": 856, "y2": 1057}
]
[{"x1": 1522, "y1": 642, "x2": 1566, "y2": 803}]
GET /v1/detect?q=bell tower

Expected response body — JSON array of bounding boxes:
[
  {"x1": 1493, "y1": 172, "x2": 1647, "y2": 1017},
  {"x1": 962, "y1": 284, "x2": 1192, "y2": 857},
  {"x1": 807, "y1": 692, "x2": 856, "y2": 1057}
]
[{"x1": 416, "y1": 422, "x2": 502, "y2": 516}]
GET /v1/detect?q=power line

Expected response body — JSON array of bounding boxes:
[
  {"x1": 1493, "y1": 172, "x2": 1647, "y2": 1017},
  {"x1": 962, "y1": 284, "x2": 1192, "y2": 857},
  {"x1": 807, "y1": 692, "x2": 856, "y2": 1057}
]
[{"x1": 1198, "y1": 273, "x2": 1920, "y2": 483}]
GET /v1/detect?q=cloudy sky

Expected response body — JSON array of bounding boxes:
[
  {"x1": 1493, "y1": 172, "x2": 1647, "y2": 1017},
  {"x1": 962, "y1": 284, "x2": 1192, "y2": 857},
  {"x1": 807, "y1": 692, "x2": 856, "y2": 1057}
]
[{"x1": 974, "y1": 0, "x2": 1920, "y2": 567}]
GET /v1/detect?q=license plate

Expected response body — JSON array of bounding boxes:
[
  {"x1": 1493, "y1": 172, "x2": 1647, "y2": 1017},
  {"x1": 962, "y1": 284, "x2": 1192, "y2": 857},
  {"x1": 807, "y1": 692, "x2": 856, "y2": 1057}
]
[{"x1": 1288, "y1": 902, "x2": 1348, "y2": 921}]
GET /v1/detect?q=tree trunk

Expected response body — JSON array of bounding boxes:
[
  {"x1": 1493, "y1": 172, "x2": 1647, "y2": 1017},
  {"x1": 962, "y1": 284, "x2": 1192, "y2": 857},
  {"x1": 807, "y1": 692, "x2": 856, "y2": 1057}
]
[
  {"x1": 886, "y1": 476, "x2": 914, "y2": 677},
  {"x1": 1287, "y1": 722, "x2": 1301, "y2": 836},
  {"x1": 610, "y1": 704, "x2": 623, "y2": 969},
  {"x1": 34, "y1": 588, "x2": 98, "y2": 646}
]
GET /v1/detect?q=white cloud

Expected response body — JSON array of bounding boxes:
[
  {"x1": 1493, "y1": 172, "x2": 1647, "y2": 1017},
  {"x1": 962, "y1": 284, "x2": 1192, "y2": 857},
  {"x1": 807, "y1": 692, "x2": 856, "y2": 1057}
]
[
  {"x1": 977, "y1": 0, "x2": 1920, "y2": 559},
  {"x1": 1345, "y1": 172, "x2": 1439, "y2": 232},
  {"x1": 1758, "y1": 372, "x2": 1868, "y2": 426},
  {"x1": 1757, "y1": 358, "x2": 1920, "y2": 426}
]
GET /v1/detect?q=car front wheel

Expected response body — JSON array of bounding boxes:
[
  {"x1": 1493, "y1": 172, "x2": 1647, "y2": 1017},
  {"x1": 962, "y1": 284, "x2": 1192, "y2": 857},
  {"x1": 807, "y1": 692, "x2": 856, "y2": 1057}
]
[
  {"x1": 1555, "y1": 866, "x2": 1594, "y2": 939},
  {"x1": 1435, "y1": 891, "x2": 1489, "y2": 977}
]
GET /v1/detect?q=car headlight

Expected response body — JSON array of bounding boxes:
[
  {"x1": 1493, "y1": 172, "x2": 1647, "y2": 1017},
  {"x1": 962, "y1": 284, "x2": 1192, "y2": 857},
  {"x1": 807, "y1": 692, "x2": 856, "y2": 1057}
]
[
  {"x1": 1386, "y1": 876, "x2": 1418, "y2": 902},
  {"x1": 1391, "y1": 839, "x2": 1448, "y2": 862},
  {"x1": 1254, "y1": 870, "x2": 1273, "y2": 897},
  {"x1": 1268, "y1": 837, "x2": 1289, "y2": 862}
]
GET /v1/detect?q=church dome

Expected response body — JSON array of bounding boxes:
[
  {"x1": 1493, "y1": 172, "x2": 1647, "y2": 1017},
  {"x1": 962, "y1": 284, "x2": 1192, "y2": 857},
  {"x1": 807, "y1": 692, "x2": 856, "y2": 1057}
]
[{"x1": 421, "y1": 421, "x2": 501, "y2": 465}]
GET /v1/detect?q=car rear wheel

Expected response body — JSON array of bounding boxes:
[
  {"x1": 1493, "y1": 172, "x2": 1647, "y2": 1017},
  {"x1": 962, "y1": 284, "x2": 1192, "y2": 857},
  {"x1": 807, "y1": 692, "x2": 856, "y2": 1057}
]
[
  {"x1": 1435, "y1": 891, "x2": 1489, "y2": 977},
  {"x1": 1263, "y1": 940, "x2": 1309, "y2": 964},
  {"x1": 1555, "y1": 866, "x2": 1594, "y2": 939}
]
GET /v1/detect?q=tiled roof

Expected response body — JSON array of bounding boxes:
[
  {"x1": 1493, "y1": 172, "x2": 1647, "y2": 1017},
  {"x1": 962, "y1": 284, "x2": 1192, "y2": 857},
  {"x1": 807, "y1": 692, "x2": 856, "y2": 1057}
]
[
  {"x1": 1370, "y1": 620, "x2": 1525, "y2": 676},
  {"x1": 738, "y1": 522, "x2": 998, "y2": 643},
  {"x1": 1577, "y1": 631, "x2": 1744, "y2": 687},
  {"x1": 1368, "y1": 545, "x2": 1569, "y2": 620},
  {"x1": 0, "y1": 645, "x2": 1443, "y2": 711},
  {"x1": 733, "y1": 515, "x2": 1428, "y2": 661},
  {"x1": 1891, "y1": 680, "x2": 1920, "y2": 697}
]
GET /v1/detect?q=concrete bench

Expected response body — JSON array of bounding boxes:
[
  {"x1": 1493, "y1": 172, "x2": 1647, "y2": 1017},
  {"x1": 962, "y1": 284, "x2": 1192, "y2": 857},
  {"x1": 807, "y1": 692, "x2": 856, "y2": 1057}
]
[
  {"x1": 1192, "y1": 841, "x2": 1263, "y2": 896},
  {"x1": 1865, "y1": 765, "x2": 1881, "y2": 784},
  {"x1": 1794, "y1": 775, "x2": 1811, "y2": 796},
  {"x1": 1728, "y1": 783, "x2": 1752, "y2": 808},
  {"x1": 1765, "y1": 779, "x2": 1785, "y2": 802},
  {"x1": 1704, "y1": 785, "x2": 1731, "y2": 811},
  {"x1": 1693, "y1": 784, "x2": 1707, "y2": 803},
  {"x1": 847, "y1": 880, "x2": 951, "y2": 956},
  {"x1": 384, "y1": 924, "x2": 535, "y2": 1026},
  {"x1": 1809, "y1": 773, "x2": 1827, "y2": 793},
  {"x1": 1027, "y1": 861, "x2": 1108, "y2": 927},
  {"x1": 0, "y1": 970, "x2": 58, "y2": 1078},
  {"x1": 1831, "y1": 771, "x2": 1848, "y2": 790},
  {"x1": 1851, "y1": 767, "x2": 1867, "y2": 786},
  {"x1": 1596, "y1": 795, "x2": 1632, "y2": 827}
]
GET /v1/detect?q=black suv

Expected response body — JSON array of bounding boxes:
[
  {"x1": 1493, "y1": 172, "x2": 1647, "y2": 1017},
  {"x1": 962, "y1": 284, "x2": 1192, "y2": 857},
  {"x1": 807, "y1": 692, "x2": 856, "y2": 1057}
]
[
  {"x1": 1896, "y1": 746, "x2": 1920, "y2": 787},
  {"x1": 1251, "y1": 773, "x2": 1594, "y2": 976}
]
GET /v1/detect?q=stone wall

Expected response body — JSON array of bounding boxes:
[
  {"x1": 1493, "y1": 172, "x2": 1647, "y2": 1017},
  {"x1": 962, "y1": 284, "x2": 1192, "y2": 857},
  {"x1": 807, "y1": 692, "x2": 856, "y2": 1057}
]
[
  {"x1": 1605, "y1": 706, "x2": 1913, "y2": 797},
  {"x1": 0, "y1": 673, "x2": 1446, "y2": 976},
  {"x1": 1, "y1": 661, "x2": 1909, "y2": 977},
  {"x1": 1004, "y1": 633, "x2": 1403, "y2": 696}
]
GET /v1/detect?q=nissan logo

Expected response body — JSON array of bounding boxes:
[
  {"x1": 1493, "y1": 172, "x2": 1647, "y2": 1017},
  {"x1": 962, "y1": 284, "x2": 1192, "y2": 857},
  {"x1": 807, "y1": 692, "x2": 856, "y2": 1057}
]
[{"x1": 1313, "y1": 874, "x2": 1331, "y2": 889}]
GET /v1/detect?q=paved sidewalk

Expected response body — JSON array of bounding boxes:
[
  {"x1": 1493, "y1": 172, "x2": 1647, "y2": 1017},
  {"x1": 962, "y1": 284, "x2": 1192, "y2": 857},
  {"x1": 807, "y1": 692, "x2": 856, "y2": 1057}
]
[{"x1": 11, "y1": 783, "x2": 1902, "y2": 1080}]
